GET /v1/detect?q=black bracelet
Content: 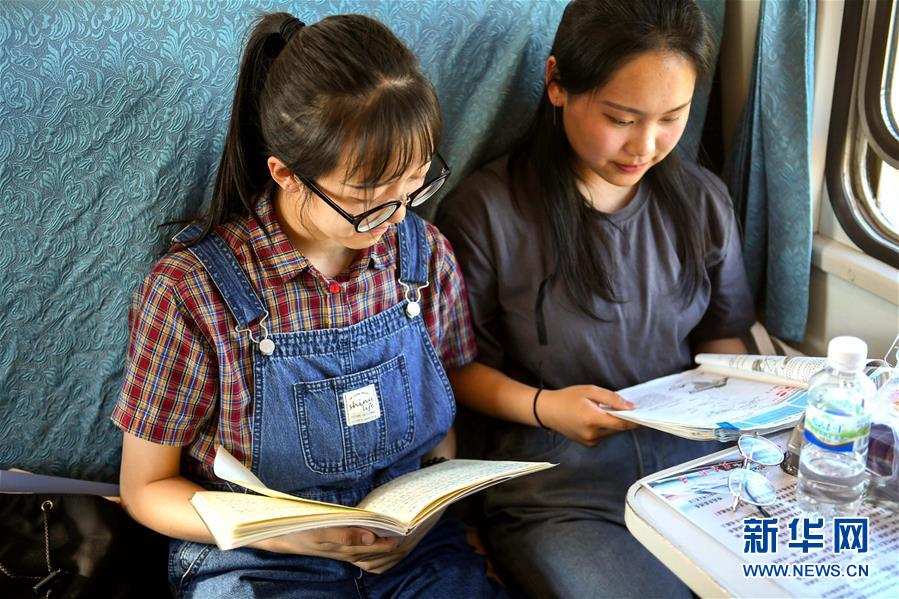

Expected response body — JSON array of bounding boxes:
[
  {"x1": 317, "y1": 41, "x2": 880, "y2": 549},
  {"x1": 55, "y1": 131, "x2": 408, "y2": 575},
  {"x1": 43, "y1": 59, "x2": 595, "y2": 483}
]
[
  {"x1": 421, "y1": 456, "x2": 448, "y2": 468},
  {"x1": 533, "y1": 387, "x2": 549, "y2": 430}
]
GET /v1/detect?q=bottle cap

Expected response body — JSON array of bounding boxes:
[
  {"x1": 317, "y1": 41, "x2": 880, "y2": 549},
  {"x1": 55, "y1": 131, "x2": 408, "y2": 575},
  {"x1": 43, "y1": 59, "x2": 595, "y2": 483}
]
[{"x1": 826, "y1": 336, "x2": 868, "y2": 371}]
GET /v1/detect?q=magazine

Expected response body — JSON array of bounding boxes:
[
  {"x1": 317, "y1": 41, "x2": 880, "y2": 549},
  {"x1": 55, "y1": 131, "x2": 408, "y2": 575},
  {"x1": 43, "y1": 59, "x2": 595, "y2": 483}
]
[{"x1": 610, "y1": 354, "x2": 832, "y2": 441}]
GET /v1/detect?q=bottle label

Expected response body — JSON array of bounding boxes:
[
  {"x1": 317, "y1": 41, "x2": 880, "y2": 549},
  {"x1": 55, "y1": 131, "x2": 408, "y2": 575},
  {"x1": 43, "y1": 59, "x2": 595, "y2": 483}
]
[{"x1": 804, "y1": 406, "x2": 870, "y2": 452}]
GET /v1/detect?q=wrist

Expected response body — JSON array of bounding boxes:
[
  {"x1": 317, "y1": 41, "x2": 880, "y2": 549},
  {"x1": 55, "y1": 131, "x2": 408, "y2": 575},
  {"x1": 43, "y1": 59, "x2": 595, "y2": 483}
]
[
  {"x1": 250, "y1": 536, "x2": 281, "y2": 553},
  {"x1": 251, "y1": 534, "x2": 300, "y2": 555},
  {"x1": 532, "y1": 387, "x2": 551, "y2": 430}
]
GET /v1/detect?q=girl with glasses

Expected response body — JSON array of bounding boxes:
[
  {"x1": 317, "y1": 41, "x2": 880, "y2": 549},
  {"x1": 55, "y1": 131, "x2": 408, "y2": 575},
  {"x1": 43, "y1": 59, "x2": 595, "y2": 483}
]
[
  {"x1": 111, "y1": 12, "x2": 501, "y2": 598},
  {"x1": 437, "y1": 0, "x2": 756, "y2": 597}
]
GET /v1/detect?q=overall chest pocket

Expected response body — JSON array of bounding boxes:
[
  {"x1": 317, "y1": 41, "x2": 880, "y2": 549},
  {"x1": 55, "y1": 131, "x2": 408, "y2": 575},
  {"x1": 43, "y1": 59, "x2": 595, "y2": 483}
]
[{"x1": 293, "y1": 354, "x2": 415, "y2": 474}]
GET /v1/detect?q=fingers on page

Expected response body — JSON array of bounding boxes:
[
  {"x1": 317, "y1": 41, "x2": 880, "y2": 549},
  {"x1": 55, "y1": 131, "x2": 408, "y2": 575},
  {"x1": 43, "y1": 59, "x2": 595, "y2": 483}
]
[{"x1": 585, "y1": 387, "x2": 635, "y2": 410}]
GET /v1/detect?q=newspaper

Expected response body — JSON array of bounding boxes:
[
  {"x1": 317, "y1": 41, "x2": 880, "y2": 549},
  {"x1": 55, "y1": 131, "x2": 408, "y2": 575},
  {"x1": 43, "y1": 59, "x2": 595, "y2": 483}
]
[
  {"x1": 644, "y1": 448, "x2": 899, "y2": 598},
  {"x1": 694, "y1": 354, "x2": 829, "y2": 388}
]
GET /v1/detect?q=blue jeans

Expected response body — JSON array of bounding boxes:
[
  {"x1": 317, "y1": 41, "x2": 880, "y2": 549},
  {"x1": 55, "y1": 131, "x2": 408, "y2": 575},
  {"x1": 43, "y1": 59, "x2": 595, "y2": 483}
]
[
  {"x1": 482, "y1": 426, "x2": 723, "y2": 598},
  {"x1": 169, "y1": 515, "x2": 505, "y2": 598}
]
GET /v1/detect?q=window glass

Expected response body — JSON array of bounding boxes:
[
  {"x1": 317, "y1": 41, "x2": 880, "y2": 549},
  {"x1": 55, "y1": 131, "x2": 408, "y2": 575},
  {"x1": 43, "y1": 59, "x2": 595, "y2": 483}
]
[
  {"x1": 827, "y1": 0, "x2": 899, "y2": 267},
  {"x1": 872, "y1": 2, "x2": 899, "y2": 236}
]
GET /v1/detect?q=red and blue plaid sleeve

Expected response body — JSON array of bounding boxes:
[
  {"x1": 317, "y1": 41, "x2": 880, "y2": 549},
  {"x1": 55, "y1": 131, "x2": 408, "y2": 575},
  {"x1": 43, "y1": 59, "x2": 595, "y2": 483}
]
[
  {"x1": 426, "y1": 224, "x2": 477, "y2": 370},
  {"x1": 111, "y1": 261, "x2": 218, "y2": 446}
]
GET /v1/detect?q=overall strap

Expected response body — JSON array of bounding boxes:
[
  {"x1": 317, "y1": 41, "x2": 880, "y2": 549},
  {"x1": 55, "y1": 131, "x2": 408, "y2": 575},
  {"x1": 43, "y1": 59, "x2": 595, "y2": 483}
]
[
  {"x1": 172, "y1": 224, "x2": 267, "y2": 329},
  {"x1": 396, "y1": 213, "x2": 429, "y2": 286}
]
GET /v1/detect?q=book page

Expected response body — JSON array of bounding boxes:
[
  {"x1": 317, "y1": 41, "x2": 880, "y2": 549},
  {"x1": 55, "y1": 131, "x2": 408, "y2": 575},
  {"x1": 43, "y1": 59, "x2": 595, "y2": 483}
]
[
  {"x1": 190, "y1": 492, "x2": 404, "y2": 550},
  {"x1": 644, "y1": 448, "x2": 899, "y2": 598},
  {"x1": 614, "y1": 369, "x2": 807, "y2": 433},
  {"x1": 695, "y1": 354, "x2": 828, "y2": 388},
  {"x1": 193, "y1": 491, "x2": 353, "y2": 523},
  {"x1": 356, "y1": 460, "x2": 553, "y2": 525},
  {"x1": 213, "y1": 446, "x2": 298, "y2": 501},
  {"x1": 212, "y1": 446, "x2": 363, "y2": 512}
]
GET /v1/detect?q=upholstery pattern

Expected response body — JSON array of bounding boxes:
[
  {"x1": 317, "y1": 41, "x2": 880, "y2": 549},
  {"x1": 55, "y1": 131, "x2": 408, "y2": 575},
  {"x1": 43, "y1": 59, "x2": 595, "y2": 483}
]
[
  {"x1": 0, "y1": 0, "x2": 566, "y2": 480},
  {"x1": 0, "y1": 0, "x2": 721, "y2": 481}
]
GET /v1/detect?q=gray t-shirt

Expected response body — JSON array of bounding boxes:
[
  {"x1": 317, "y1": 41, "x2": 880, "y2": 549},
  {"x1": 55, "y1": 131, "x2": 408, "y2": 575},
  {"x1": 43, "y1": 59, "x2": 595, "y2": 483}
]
[{"x1": 437, "y1": 157, "x2": 755, "y2": 392}]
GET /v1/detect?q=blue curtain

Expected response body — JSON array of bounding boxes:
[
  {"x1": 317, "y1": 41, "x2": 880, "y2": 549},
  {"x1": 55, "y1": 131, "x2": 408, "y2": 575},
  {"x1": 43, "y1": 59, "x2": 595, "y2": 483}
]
[{"x1": 725, "y1": 0, "x2": 817, "y2": 342}]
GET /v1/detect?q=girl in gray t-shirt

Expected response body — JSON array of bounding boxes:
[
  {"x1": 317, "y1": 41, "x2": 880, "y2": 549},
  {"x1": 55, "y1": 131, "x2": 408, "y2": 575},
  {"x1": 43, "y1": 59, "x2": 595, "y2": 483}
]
[{"x1": 437, "y1": 1, "x2": 755, "y2": 597}]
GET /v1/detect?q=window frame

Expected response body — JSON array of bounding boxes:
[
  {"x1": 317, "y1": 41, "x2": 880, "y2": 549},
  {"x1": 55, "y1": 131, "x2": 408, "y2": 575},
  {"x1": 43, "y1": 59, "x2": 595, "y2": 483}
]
[
  {"x1": 862, "y1": 0, "x2": 899, "y2": 165},
  {"x1": 826, "y1": 0, "x2": 899, "y2": 269}
]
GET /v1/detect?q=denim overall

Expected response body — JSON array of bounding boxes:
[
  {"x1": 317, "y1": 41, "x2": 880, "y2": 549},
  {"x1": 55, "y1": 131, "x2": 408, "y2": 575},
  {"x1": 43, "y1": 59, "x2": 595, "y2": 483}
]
[{"x1": 167, "y1": 214, "x2": 502, "y2": 598}]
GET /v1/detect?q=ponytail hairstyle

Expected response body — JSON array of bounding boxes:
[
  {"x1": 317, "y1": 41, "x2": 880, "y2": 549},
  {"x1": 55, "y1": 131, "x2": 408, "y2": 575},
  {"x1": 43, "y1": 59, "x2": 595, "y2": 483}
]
[
  {"x1": 186, "y1": 12, "x2": 441, "y2": 243},
  {"x1": 509, "y1": 0, "x2": 715, "y2": 314}
]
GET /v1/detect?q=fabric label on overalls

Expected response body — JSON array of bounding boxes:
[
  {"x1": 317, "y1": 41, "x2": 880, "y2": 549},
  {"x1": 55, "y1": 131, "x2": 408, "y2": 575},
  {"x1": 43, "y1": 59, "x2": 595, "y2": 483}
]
[{"x1": 343, "y1": 384, "x2": 382, "y2": 426}]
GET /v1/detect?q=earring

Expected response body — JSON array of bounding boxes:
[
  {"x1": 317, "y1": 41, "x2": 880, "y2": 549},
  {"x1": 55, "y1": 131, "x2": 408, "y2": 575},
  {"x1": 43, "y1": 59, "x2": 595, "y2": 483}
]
[{"x1": 553, "y1": 106, "x2": 559, "y2": 126}]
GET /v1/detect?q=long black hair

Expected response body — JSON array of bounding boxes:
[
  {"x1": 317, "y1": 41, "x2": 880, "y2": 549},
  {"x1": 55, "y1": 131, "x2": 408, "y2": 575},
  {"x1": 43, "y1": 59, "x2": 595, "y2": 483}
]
[
  {"x1": 185, "y1": 12, "x2": 441, "y2": 243},
  {"x1": 509, "y1": 0, "x2": 715, "y2": 313}
]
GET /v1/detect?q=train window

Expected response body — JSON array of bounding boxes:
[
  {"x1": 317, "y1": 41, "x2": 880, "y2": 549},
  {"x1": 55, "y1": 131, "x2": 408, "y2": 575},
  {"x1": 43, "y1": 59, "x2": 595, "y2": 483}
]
[{"x1": 826, "y1": 0, "x2": 899, "y2": 268}]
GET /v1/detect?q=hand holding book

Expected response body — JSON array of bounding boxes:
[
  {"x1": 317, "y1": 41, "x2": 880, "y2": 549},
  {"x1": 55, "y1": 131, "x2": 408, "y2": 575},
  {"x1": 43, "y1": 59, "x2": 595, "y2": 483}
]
[
  {"x1": 531, "y1": 385, "x2": 638, "y2": 447},
  {"x1": 255, "y1": 506, "x2": 447, "y2": 574}
]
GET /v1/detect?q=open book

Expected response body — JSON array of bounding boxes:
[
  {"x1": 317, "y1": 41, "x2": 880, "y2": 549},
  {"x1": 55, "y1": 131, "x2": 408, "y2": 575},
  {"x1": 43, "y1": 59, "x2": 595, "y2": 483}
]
[
  {"x1": 190, "y1": 447, "x2": 554, "y2": 550},
  {"x1": 610, "y1": 354, "x2": 837, "y2": 441}
]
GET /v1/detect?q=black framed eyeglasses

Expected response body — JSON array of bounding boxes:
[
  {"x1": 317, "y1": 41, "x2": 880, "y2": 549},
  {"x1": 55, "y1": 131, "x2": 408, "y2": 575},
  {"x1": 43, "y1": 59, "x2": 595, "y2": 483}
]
[{"x1": 294, "y1": 153, "x2": 450, "y2": 233}]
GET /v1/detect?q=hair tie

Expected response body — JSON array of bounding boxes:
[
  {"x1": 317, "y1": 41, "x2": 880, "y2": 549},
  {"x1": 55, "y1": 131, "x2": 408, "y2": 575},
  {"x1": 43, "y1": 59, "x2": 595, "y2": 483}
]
[{"x1": 279, "y1": 17, "x2": 305, "y2": 43}]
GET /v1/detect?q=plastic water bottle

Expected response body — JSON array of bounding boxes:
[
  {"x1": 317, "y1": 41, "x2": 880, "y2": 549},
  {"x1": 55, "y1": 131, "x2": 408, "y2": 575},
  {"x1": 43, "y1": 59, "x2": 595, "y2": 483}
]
[
  {"x1": 797, "y1": 336, "x2": 875, "y2": 516},
  {"x1": 866, "y1": 364, "x2": 899, "y2": 509}
]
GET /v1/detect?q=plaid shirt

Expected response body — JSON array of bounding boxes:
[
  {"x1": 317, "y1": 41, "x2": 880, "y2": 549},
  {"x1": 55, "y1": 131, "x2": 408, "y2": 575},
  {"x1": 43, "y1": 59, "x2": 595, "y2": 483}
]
[{"x1": 111, "y1": 196, "x2": 476, "y2": 484}]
